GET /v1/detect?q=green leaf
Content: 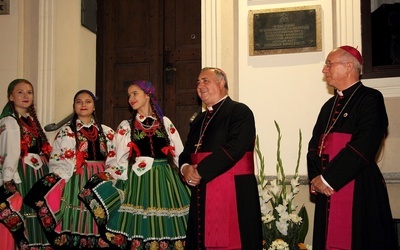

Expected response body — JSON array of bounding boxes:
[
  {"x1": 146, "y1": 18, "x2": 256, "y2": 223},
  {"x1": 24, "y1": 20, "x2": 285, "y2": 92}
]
[{"x1": 297, "y1": 205, "x2": 309, "y2": 244}]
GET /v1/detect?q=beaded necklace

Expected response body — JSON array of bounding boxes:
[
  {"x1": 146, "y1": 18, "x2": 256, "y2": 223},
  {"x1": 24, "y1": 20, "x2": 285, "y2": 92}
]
[{"x1": 79, "y1": 126, "x2": 98, "y2": 142}]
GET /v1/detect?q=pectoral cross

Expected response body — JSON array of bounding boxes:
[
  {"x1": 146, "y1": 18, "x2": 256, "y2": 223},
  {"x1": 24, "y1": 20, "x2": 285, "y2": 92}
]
[{"x1": 194, "y1": 142, "x2": 202, "y2": 154}]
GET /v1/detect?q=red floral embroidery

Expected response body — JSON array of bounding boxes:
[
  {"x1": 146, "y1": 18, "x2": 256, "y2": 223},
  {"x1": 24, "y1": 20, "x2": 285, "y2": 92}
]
[
  {"x1": 107, "y1": 151, "x2": 116, "y2": 158},
  {"x1": 106, "y1": 133, "x2": 114, "y2": 140},
  {"x1": 160, "y1": 241, "x2": 169, "y2": 250},
  {"x1": 0, "y1": 208, "x2": 12, "y2": 220},
  {"x1": 30, "y1": 157, "x2": 38, "y2": 165},
  {"x1": 63, "y1": 149, "x2": 75, "y2": 159},
  {"x1": 78, "y1": 141, "x2": 88, "y2": 152},
  {"x1": 131, "y1": 240, "x2": 141, "y2": 249},
  {"x1": 41, "y1": 142, "x2": 52, "y2": 155},
  {"x1": 67, "y1": 131, "x2": 75, "y2": 137},
  {"x1": 118, "y1": 128, "x2": 126, "y2": 135},
  {"x1": 98, "y1": 238, "x2": 109, "y2": 248},
  {"x1": 138, "y1": 161, "x2": 147, "y2": 169},
  {"x1": 79, "y1": 238, "x2": 88, "y2": 248},
  {"x1": 45, "y1": 175, "x2": 57, "y2": 184},
  {"x1": 169, "y1": 126, "x2": 176, "y2": 134},
  {"x1": 39, "y1": 206, "x2": 49, "y2": 216},
  {"x1": 112, "y1": 234, "x2": 126, "y2": 246},
  {"x1": 6, "y1": 214, "x2": 21, "y2": 228}
]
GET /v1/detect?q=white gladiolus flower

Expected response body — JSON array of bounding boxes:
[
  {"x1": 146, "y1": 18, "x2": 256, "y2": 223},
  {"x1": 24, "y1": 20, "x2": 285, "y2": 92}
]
[
  {"x1": 291, "y1": 178, "x2": 299, "y2": 188},
  {"x1": 255, "y1": 126, "x2": 311, "y2": 249},
  {"x1": 282, "y1": 198, "x2": 289, "y2": 207},
  {"x1": 286, "y1": 192, "x2": 294, "y2": 202},
  {"x1": 290, "y1": 213, "x2": 303, "y2": 224},
  {"x1": 278, "y1": 211, "x2": 290, "y2": 222},
  {"x1": 276, "y1": 220, "x2": 289, "y2": 235},
  {"x1": 269, "y1": 185, "x2": 281, "y2": 196},
  {"x1": 262, "y1": 192, "x2": 273, "y2": 203},
  {"x1": 275, "y1": 204, "x2": 287, "y2": 214},
  {"x1": 291, "y1": 202, "x2": 298, "y2": 211},
  {"x1": 261, "y1": 203, "x2": 271, "y2": 215}
]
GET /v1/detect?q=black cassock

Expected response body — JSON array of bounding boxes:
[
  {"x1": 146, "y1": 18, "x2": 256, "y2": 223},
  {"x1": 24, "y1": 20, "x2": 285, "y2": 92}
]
[
  {"x1": 179, "y1": 96, "x2": 262, "y2": 250},
  {"x1": 307, "y1": 82, "x2": 397, "y2": 250}
]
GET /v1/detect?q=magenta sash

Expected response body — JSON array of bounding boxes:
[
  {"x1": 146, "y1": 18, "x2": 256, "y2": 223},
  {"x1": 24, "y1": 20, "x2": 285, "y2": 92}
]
[
  {"x1": 191, "y1": 151, "x2": 254, "y2": 249},
  {"x1": 322, "y1": 132, "x2": 354, "y2": 250}
]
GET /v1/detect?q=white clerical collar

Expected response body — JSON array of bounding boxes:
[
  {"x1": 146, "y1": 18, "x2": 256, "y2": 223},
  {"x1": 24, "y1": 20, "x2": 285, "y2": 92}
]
[
  {"x1": 336, "y1": 81, "x2": 358, "y2": 96},
  {"x1": 207, "y1": 95, "x2": 228, "y2": 111}
]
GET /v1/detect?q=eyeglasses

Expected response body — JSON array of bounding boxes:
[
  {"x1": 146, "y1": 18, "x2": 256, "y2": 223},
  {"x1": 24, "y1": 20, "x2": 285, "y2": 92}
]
[{"x1": 323, "y1": 61, "x2": 348, "y2": 68}]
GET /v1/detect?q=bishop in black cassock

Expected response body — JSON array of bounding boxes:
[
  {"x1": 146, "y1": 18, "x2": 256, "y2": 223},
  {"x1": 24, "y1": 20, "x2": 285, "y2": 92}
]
[
  {"x1": 308, "y1": 46, "x2": 397, "y2": 250},
  {"x1": 179, "y1": 67, "x2": 262, "y2": 250}
]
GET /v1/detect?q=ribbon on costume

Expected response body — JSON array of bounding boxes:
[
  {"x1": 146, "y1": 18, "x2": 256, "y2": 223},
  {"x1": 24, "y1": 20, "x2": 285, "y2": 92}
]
[
  {"x1": 161, "y1": 145, "x2": 176, "y2": 157},
  {"x1": 75, "y1": 151, "x2": 87, "y2": 175},
  {"x1": 127, "y1": 141, "x2": 141, "y2": 158}
]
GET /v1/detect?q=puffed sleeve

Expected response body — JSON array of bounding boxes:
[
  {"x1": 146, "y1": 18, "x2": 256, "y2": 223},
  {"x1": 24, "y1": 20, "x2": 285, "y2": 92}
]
[
  {"x1": 163, "y1": 116, "x2": 184, "y2": 166},
  {"x1": 49, "y1": 125, "x2": 77, "y2": 181},
  {"x1": 105, "y1": 120, "x2": 131, "y2": 180},
  {"x1": 0, "y1": 116, "x2": 22, "y2": 185}
]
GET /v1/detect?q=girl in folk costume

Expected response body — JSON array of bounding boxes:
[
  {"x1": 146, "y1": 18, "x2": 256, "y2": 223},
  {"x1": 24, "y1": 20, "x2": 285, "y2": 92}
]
[
  {"x1": 0, "y1": 79, "x2": 53, "y2": 249},
  {"x1": 25, "y1": 90, "x2": 116, "y2": 249},
  {"x1": 79, "y1": 80, "x2": 190, "y2": 250}
]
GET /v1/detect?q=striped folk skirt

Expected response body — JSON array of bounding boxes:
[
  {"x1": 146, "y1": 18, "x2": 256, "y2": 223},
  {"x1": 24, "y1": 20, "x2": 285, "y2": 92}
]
[{"x1": 79, "y1": 159, "x2": 191, "y2": 249}]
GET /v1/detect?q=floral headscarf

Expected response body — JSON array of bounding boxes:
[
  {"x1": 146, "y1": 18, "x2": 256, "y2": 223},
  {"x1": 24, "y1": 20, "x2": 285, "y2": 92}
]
[{"x1": 133, "y1": 80, "x2": 164, "y2": 119}]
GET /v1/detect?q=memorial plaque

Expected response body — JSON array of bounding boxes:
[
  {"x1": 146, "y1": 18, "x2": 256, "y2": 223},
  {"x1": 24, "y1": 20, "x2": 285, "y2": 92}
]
[{"x1": 249, "y1": 5, "x2": 322, "y2": 55}]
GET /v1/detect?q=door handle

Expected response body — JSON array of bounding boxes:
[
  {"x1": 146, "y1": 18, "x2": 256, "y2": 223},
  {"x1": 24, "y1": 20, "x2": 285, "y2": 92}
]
[
  {"x1": 165, "y1": 66, "x2": 177, "y2": 72},
  {"x1": 165, "y1": 64, "x2": 176, "y2": 85}
]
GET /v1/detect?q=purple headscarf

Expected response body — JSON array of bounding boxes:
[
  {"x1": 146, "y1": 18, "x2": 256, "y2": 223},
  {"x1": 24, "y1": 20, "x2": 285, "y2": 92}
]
[{"x1": 133, "y1": 80, "x2": 164, "y2": 118}]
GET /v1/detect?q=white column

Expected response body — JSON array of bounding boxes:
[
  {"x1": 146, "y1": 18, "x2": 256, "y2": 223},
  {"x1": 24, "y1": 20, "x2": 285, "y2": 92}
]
[
  {"x1": 37, "y1": 0, "x2": 56, "y2": 125},
  {"x1": 332, "y1": 0, "x2": 362, "y2": 49},
  {"x1": 201, "y1": 0, "x2": 221, "y2": 68}
]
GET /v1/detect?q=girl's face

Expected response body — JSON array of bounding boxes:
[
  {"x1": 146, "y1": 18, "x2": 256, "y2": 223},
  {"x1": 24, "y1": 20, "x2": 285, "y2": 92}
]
[
  {"x1": 74, "y1": 92, "x2": 95, "y2": 121},
  {"x1": 9, "y1": 81, "x2": 34, "y2": 116},
  {"x1": 127, "y1": 84, "x2": 151, "y2": 114}
]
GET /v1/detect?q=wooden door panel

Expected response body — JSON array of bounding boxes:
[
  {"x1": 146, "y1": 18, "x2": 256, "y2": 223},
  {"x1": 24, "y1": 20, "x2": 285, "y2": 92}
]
[
  {"x1": 101, "y1": 0, "x2": 162, "y2": 130},
  {"x1": 163, "y1": 0, "x2": 202, "y2": 141},
  {"x1": 97, "y1": 0, "x2": 201, "y2": 142},
  {"x1": 114, "y1": 1, "x2": 154, "y2": 49}
]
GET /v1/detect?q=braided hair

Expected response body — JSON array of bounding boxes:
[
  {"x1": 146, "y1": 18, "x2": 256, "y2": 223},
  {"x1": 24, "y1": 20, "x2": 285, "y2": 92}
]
[
  {"x1": 127, "y1": 81, "x2": 177, "y2": 171},
  {"x1": 69, "y1": 90, "x2": 107, "y2": 156},
  {"x1": 6, "y1": 79, "x2": 50, "y2": 158}
]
